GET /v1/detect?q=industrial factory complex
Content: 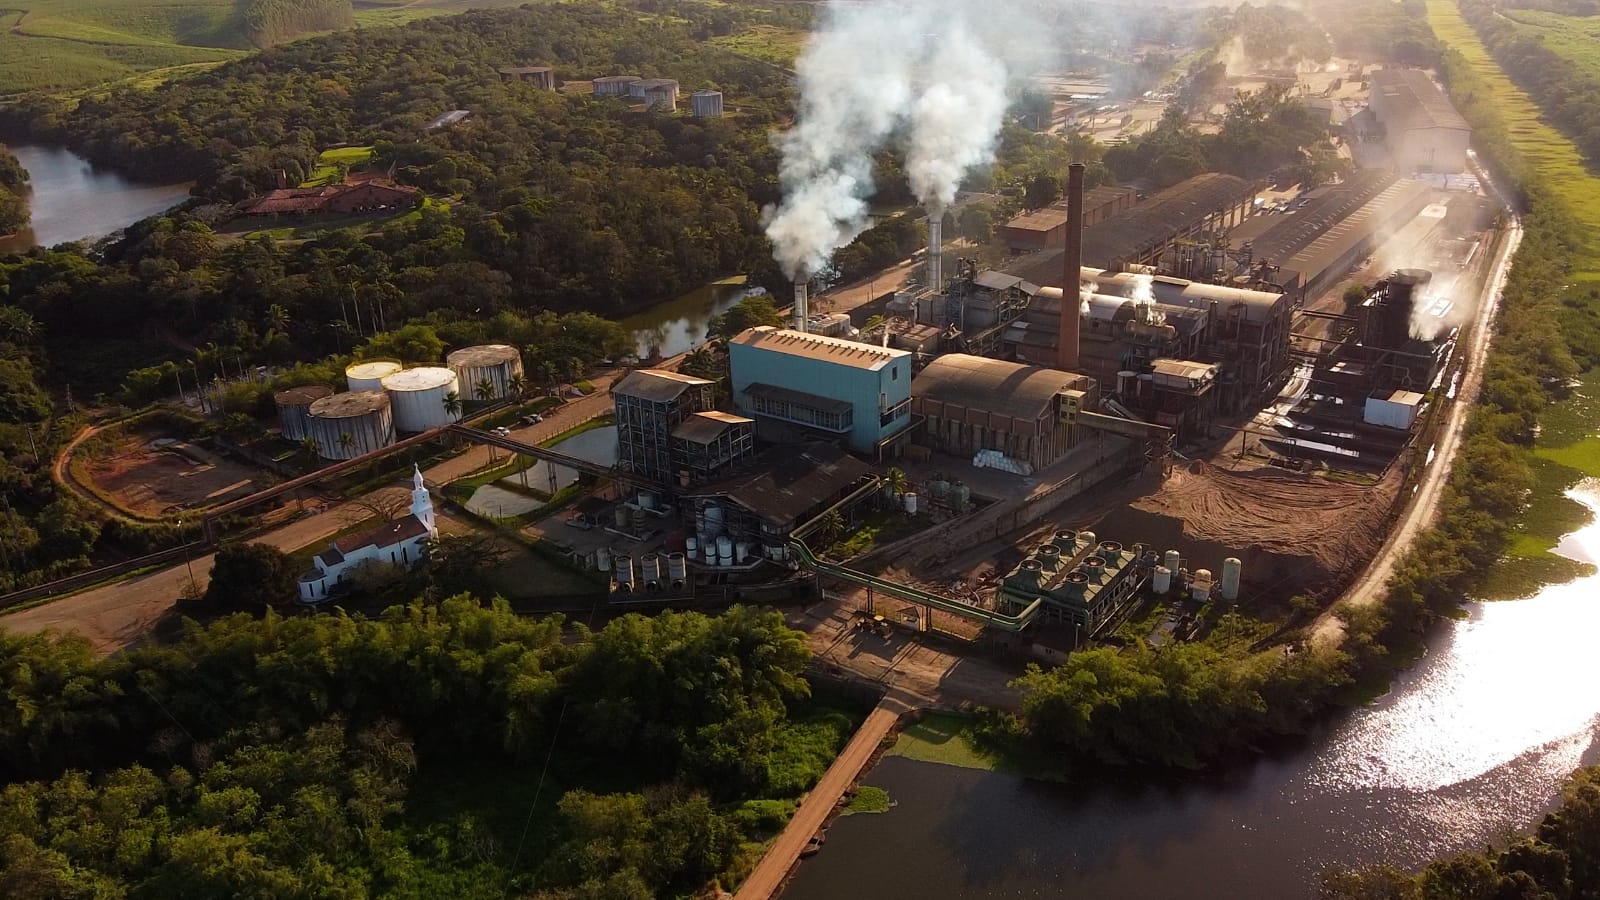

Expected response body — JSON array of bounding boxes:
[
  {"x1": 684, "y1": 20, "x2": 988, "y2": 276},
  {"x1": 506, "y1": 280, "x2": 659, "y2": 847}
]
[{"x1": 247, "y1": 62, "x2": 1493, "y2": 658}]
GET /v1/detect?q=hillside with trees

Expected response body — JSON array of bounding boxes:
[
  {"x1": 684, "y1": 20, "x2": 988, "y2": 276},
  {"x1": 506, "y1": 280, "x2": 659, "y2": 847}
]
[
  {"x1": 0, "y1": 599, "x2": 857, "y2": 896},
  {"x1": 0, "y1": 147, "x2": 27, "y2": 236},
  {"x1": 243, "y1": 0, "x2": 354, "y2": 46}
]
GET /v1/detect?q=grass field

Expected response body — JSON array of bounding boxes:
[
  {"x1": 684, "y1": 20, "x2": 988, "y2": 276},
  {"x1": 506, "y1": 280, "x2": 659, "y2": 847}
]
[
  {"x1": 1428, "y1": 1, "x2": 1600, "y2": 596},
  {"x1": 1428, "y1": 1, "x2": 1600, "y2": 281},
  {"x1": 1503, "y1": 8, "x2": 1600, "y2": 82},
  {"x1": 709, "y1": 24, "x2": 806, "y2": 68}
]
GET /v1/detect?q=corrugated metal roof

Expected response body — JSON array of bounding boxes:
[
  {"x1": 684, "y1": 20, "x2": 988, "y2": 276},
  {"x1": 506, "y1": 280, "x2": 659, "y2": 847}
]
[
  {"x1": 730, "y1": 326, "x2": 908, "y2": 372},
  {"x1": 691, "y1": 444, "x2": 871, "y2": 526},
  {"x1": 671, "y1": 411, "x2": 752, "y2": 444},
  {"x1": 913, "y1": 353, "x2": 1087, "y2": 422},
  {"x1": 1079, "y1": 173, "x2": 1255, "y2": 266},
  {"x1": 1151, "y1": 359, "x2": 1216, "y2": 379},
  {"x1": 612, "y1": 369, "x2": 713, "y2": 403},
  {"x1": 1371, "y1": 68, "x2": 1469, "y2": 133}
]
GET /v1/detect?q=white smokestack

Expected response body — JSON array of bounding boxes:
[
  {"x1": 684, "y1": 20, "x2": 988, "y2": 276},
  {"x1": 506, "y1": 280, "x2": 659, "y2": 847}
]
[
  {"x1": 793, "y1": 281, "x2": 809, "y2": 332},
  {"x1": 927, "y1": 209, "x2": 943, "y2": 291}
]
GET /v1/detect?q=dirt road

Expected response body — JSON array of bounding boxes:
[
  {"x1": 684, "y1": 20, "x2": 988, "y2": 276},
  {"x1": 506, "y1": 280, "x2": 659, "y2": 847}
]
[
  {"x1": 1310, "y1": 194, "x2": 1522, "y2": 646},
  {"x1": 811, "y1": 258, "x2": 920, "y2": 316},
  {"x1": 734, "y1": 691, "x2": 913, "y2": 900}
]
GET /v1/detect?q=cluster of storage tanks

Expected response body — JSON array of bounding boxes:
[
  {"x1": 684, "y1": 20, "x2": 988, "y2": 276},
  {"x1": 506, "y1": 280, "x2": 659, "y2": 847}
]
[
  {"x1": 607, "y1": 548, "x2": 691, "y2": 593},
  {"x1": 1150, "y1": 551, "x2": 1242, "y2": 603},
  {"x1": 274, "y1": 346, "x2": 523, "y2": 461}
]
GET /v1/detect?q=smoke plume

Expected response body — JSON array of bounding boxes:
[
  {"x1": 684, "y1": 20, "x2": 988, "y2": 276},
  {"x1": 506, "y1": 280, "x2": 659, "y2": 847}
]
[{"x1": 764, "y1": 0, "x2": 1036, "y2": 280}]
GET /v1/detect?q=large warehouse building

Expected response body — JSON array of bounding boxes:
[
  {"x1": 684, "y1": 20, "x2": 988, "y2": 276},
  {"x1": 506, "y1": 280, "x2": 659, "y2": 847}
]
[
  {"x1": 910, "y1": 354, "x2": 1096, "y2": 472},
  {"x1": 1368, "y1": 68, "x2": 1470, "y2": 175},
  {"x1": 729, "y1": 327, "x2": 913, "y2": 459}
]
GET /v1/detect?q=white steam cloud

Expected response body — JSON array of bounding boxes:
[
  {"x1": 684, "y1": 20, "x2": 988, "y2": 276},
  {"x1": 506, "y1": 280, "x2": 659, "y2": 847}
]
[{"x1": 765, "y1": 0, "x2": 1038, "y2": 281}]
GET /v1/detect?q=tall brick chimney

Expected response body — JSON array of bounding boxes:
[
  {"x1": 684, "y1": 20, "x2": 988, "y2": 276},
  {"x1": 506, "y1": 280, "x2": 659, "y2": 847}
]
[{"x1": 1057, "y1": 163, "x2": 1085, "y2": 373}]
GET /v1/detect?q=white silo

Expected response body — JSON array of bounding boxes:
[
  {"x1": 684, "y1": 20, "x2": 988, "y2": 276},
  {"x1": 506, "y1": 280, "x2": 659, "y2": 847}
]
[
  {"x1": 306, "y1": 391, "x2": 395, "y2": 460},
  {"x1": 1220, "y1": 557, "x2": 1243, "y2": 601},
  {"x1": 614, "y1": 555, "x2": 634, "y2": 589},
  {"x1": 716, "y1": 536, "x2": 733, "y2": 567},
  {"x1": 1152, "y1": 566, "x2": 1172, "y2": 593},
  {"x1": 1192, "y1": 568, "x2": 1213, "y2": 602},
  {"x1": 1163, "y1": 549, "x2": 1181, "y2": 572},
  {"x1": 640, "y1": 553, "x2": 663, "y2": 585},
  {"x1": 447, "y1": 344, "x2": 524, "y2": 401},
  {"x1": 346, "y1": 360, "x2": 403, "y2": 393},
  {"x1": 382, "y1": 367, "x2": 462, "y2": 432},
  {"x1": 274, "y1": 384, "x2": 334, "y2": 442},
  {"x1": 667, "y1": 552, "x2": 688, "y2": 584}
]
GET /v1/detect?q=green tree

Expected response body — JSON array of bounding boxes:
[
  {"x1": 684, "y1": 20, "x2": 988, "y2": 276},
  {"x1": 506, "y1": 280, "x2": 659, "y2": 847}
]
[
  {"x1": 474, "y1": 377, "x2": 495, "y2": 403},
  {"x1": 507, "y1": 373, "x2": 528, "y2": 400},
  {"x1": 884, "y1": 467, "x2": 909, "y2": 499},
  {"x1": 707, "y1": 295, "x2": 783, "y2": 341},
  {"x1": 442, "y1": 391, "x2": 462, "y2": 418},
  {"x1": 203, "y1": 543, "x2": 299, "y2": 610},
  {"x1": 358, "y1": 324, "x2": 444, "y2": 365}
]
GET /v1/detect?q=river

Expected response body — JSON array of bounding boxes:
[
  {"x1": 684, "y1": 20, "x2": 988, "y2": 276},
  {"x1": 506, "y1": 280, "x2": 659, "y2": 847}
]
[
  {"x1": 785, "y1": 482, "x2": 1600, "y2": 899},
  {"x1": 619, "y1": 279, "x2": 765, "y2": 360},
  {"x1": 0, "y1": 145, "x2": 192, "y2": 252}
]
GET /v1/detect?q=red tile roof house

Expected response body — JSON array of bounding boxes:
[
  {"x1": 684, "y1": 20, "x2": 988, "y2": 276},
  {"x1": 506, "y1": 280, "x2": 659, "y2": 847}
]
[
  {"x1": 236, "y1": 174, "x2": 421, "y2": 218},
  {"x1": 298, "y1": 466, "x2": 438, "y2": 602}
]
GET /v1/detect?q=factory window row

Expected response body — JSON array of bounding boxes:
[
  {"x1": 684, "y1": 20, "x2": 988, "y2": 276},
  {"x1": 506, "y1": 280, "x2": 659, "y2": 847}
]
[{"x1": 748, "y1": 394, "x2": 852, "y2": 432}]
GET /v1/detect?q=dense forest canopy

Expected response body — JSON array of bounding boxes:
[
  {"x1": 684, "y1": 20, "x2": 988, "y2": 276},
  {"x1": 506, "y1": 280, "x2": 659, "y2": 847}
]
[{"x1": 0, "y1": 599, "x2": 852, "y2": 897}]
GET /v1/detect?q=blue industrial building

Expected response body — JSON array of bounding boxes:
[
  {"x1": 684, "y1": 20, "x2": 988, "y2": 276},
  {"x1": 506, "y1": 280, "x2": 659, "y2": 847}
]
[{"x1": 729, "y1": 326, "x2": 913, "y2": 459}]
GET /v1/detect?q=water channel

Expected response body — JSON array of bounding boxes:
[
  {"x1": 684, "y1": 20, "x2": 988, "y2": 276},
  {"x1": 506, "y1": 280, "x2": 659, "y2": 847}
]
[
  {"x1": 786, "y1": 482, "x2": 1600, "y2": 899},
  {"x1": 0, "y1": 144, "x2": 192, "y2": 253},
  {"x1": 619, "y1": 279, "x2": 765, "y2": 360}
]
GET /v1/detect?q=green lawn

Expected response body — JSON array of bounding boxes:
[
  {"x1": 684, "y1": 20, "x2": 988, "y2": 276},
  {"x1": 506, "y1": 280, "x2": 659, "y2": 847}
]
[
  {"x1": 1502, "y1": 8, "x2": 1600, "y2": 83},
  {"x1": 301, "y1": 145, "x2": 376, "y2": 187},
  {"x1": 885, "y1": 714, "x2": 998, "y2": 771}
]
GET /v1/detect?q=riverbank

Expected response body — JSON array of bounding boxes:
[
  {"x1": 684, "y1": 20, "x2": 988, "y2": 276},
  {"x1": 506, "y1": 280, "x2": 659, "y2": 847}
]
[{"x1": 0, "y1": 144, "x2": 191, "y2": 252}]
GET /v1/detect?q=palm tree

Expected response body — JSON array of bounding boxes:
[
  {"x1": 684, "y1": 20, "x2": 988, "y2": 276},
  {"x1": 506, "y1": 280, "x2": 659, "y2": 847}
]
[
  {"x1": 265, "y1": 303, "x2": 290, "y2": 334},
  {"x1": 338, "y1": 432, "x2": 355, "y2": 457},
  {"x1": 508, "y1": 373, "x2": 528, "y2": 401},
  {"x1": 885, "y1": 467, "x2": 909, "y2": 500},
  {"x1": 300, "y1": 437, "x2": 320, "y2": 464},
  {"x1": 442, "y1": 390, "x2": 462, "y2": 419},
  {"x1": 475, "y1": 377, "x2": 495, "y2": 403}
]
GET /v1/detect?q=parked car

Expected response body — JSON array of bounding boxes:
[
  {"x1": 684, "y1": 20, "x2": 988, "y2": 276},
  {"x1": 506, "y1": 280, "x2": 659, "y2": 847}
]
[
  {"x1": 520, "y1": 414, "x2": 543, "y2": 426},
  {"x1": 493, "y1": 426, "x2": 511, "y2": 436}
]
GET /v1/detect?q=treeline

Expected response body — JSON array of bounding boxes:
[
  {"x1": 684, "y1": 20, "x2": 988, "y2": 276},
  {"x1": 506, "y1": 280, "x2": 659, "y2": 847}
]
[
  {"x1": 243, "y1": 0, "x2": 354, "y2": 47},
  {"x1": 0, "y1": 599, "x2": 852, "y2": 896},
  {"x1": 0, "y1": 146, "x2": 25, "y2": 235},
  {"x1": 1324, "y1": 766, "x2": 1600, "y2": 898},
  {"x1": 1460, "y1": 0, "x2": 1600, "y2": 164},
  {"x1": 1106, "y1": 85, "x2": 1343, "y2": 189},
  {"x1": 1006, "y1": 0, "x2": 1599, "y2": 771},
  {"x1": 1313, "y1": 0, "x2": 1442, "y2": 68}
]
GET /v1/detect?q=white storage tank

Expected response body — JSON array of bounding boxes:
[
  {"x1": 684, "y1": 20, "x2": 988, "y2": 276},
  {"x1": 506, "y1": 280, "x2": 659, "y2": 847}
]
[
  {"x1": 346, "y1": 360, "x2": 403, "y2": 393},
  {"x1": 1192, "y1": 568, "x2": 1213, "y2": 602},
  {"x1": 1164, "y1": 549, "x2": 1181, "y2": 572},
  {"x1": 306, "y1": 391, "x2": 395, "y2": 460},
  {"x1": 614, "y1": 555, "x2": 634, "y2": 588},
  {"x1": 640, "y1": 553, "x2": 662, "y2": 585},
  {"x1": 382, "y1": 367, "x2": 462, "y2": 433},
  {"x1": 1220, "y1": 557, "x2": 1242, "y2": 601},
  {"x1": 446, "y1": 344, "x2": 524, "y2": 401},
  {"x1": 716, "y1": 535, "x2": 733, "y2": 567},
  {"x1": 667, "y1": 552, "x2": 688, "y2": 583},
  {"x1": 686, "y1": 536, "x2": 698, "y2": 557},
  {"x1": 904, "y1": 492, "x2": 919, "y2": 515},
  {"x1": 1152, "y1": 565, "x2": 1172, "y2": 593},
  {"x1": 1080, "y1": 531, "x2": 1096, "y2": 550},
  {"x1": 691, "y1": 89, "x2": 724, "y2": 118},
  {"x1": 274, "y1": 384, "x2": 334, "y2": 442},
  {"x1": 704, "y1": 505, "x2": 724, "y2": 536},
  {"x1": 735, "y1": 541, "x2": 751, "y2": 564},
  {"x1": 595, "y1": 546, "x2": 612, "y2": 572}
]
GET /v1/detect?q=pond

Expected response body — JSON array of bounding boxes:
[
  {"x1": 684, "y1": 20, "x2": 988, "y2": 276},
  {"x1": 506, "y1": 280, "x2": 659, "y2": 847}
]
[{"x1": 0, "y1": 144, "x2": 192, "y2": 252}]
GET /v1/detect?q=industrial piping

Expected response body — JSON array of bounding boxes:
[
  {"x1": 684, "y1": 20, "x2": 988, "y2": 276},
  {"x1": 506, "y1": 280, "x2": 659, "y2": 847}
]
[{"x1": 1058, "y1": 162, "x2": 1085, "y2": 373}]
